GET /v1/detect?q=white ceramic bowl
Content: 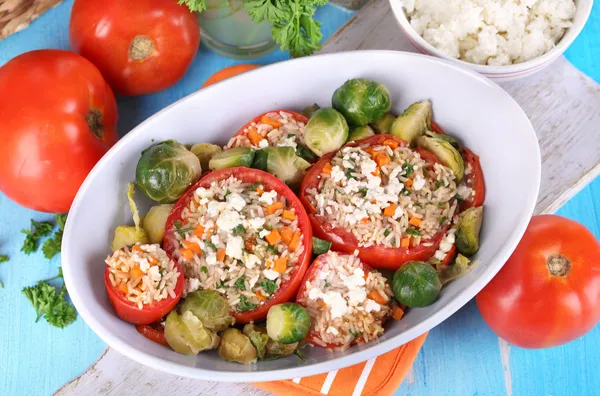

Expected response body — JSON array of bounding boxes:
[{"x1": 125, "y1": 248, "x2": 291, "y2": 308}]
[
  {"x1": 62, "y1": 51, "x2": 541, "y2": 382},
  {"x1": 389, "y1": 0, "x2": 593, "y2": 82}
]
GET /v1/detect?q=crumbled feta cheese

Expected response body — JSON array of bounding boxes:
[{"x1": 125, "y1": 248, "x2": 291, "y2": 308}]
[
  {"x1": 323, "y1": 291, "x2": 348, "y2": 319},
  {"x1": 226, "y1": 193, "x2": 246, "y2": 212},
  {"x1": 277, "y1": 136, "x2": 297, "y2": 149},
  {"x1": 343, "y1": 268, "x2": 366, "y2": 289},
  {"x1": 360, "y1": 158, "x2": 378, "y2": 177},
  {"x1": 184, "y1": 277, "x2": 200, "y2": 295},
  {"x1": 263, "y1": 269, "x2": 280, "y2": 280},
  {"x1": 259, "y1": 229, "x2": 271, "y2": 238},
  {"x1": 394, "y1": 205, "x2": 405, "y2": 219},
  {"x1": 244, "y1": 254, "x2": 261, "y2": 269},
  {"x1": 248, "y1": 274, "x2": 260, "y2": 288},
  {"x1": 211, "y1": 234, "x2": 221, "y2": 246},
  {"x1": 412, "y1": 176, "x2": 426, "y2": 191},
  {"x1": 248, "y1": 217, "x2": 266, "y2": 230},
  {"x1": 330, "y1": 165, "x2": 345, "y2": 183},
  {"x1": 326, "y1": 326, "x2": 340, "y2": 336},
  {"x1": 147, "y1": 266, "x2": 161, "y2": 281},
  {"x1": 138, "y1": 258, "x2": 150, "y2": 272},
  {"x1": 347, "y1": 288, "x2": 367, "y2": 306},
  {"x1": 259, "y1": 190, "x2": 278, "y2": 205},
  {"x1": 207, "y1": 200, "x2": 226, "y2": 217},
  {"x1": 308, "y1": 287, "x2": 324, "y2": 300},
  {"x1": 365, "y1": 298, "x2": 381, "y2": 313},
  {"x1": 206, "y1": 253, "x2": 217, "y2": 265},
  {"x1": 226, "y1": 236, "x2": 244, "y2": 260},
  {"x1": 258, "y1": 139, "x2": 269, "y2": 148},
  {"x1": 216, "y1": 210, "x2": 243, "y2": 232},
  {"x1": 434, "y1": 250, "x2": 447, "y2": 261},
  {"x1": 195, "y1": 187, "x2": 214, "y2": 199}
]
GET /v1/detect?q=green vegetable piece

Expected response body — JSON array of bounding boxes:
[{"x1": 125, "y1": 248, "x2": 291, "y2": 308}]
[
  {"x1": 136, "y1": 140, "x2": 201, "y2": 204},
  {"x1": 296, "y1": 145, "x2": 317, "y2": 162},
  {"x1": 392, "y1": 261, "x2": 441, "y2": 307},
  {"x1": 267, "y1": 303, "x2": 310, "y2": 344},
  {"x1": 456, "y1": 206, "x2": 483, "y2": 256},
  {"x1": 424, "y1": 130, "x2": 460, "y2": 149},
  {"x1": 0, "y1": 255, "x2": 8, "y2": 263},
  {"x1": 56, "y1": 214, "x2": 68, "y2": 230},
  {"x1": 209, "y1": 147, "x2": 255, "y2": 170},
  {"x1": 415, "y1": 135, "x2": 465, "y2": 183},
  {"x1": 265, "y1": 339, "x2": 299, "y2": 359},
  {"x1": 261, "y1": 147, "x2": 311, "y2": 186},
  {"x1": 164, "y1": 311, "x2": 220, "y2": 355},
  {"x1": 258, "y1": 279, "x2": 278, "y2": 295},
  {"x1": 42, "y1": 230, "x2": 63, "y2": 259},
  {"x1": 348, "y1": 125, "x2": 375, "y2": 142},
  {"x1": 179, "y1": 290, "x2": 235, "y2": 332},
  {"x1": 22, "y1": 269, "x2": 76, "y2": 328},
  {"x1": 237, "y1": 295, "x2": 259, "y2": 312},
  {"x1": 252, "y1": 149, "x2": 269, "y2": 171},
  {"x1": 332, "y1": 78, "x2": 392, "y2": 126},
  {"x1": 312, "y1": 237, "x2": 332, "y2": 255},
  {"x1": 304, "y1": 108, "x2": 349, "y2": 157},
  {"x1": 218, "y1": 328, "x2": 258, "y2": 364},
  {"x1": 302, "y1": 103, "x2": 321, "y2": 119},
  {"x1": 21, "y1": 220, "x2": 53, "y2": 255},
  {"x1": 190, "y1": 143, "x2": 222, "y2": 170},
  {"x1": 111, "y1": 226, "x2": 148, "y2": 252},
  {"x1": 142, "y1": 204, "x2": 174, "y2": 244},
  {"x1": 243, "y1": 324, "x2": 270, "y2": 359},
  {"x1": 390, "y1": 100, "x2": 432, "y2": 145},
  {"x1": 371, "y1": 112, "x2": 396, "y2": 134},
  {"x1": 439, "y1": 254, "x2": 476, "y2": 285}
]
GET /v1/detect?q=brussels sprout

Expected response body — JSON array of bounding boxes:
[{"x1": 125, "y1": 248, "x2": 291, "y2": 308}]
[
  {"x1": 296, "y1": 145, "x2": 317, "y2": 163},
  {"x1": 267, "y1": 303, "x2": 311, "y2": 344},
  {"x1": 243, "y1": 324, "x2": 270, "y2": 359},
  {"x1": 142, "y1": 204, "x2": 173, "y2": 244},
  {"x1": 164, "y1": 311, "x2": 220, "y2": 355},
  {"x1": 390, "y1": 100, "x2": 432, "y2": 144},
  {"x1": 304, "y1": 108, "x2": 349, "y2": 157},
  {"x1": 136, "y1": 140, "x2": 202, "y2": 204},
  {"x1": 456, "y1": 206, "x2": 483, "y2": 256},
  {"x1": 208, "y1": 147, "x2": 255, "y2": 170},
  {"x1": 257, "y1": 147, "x2": 311, "y2": 186},
  {"x1": 302, "y1": 103, "x2": 321, "y2": 119},
  {"x1": 332, "y1": 78, "x2": 391, "y2": 126},
  {"x1": 347, "y1": 125, "x2": 375, "y2": 142},
  {"x1": 218, "y1": 328, "x2": 258, "y2": 364},
  {"x1": 392, "y1": 261, "x2": 441, "y2": 307},
  {"x1": 424, "y1": 130, "x2": 460, "y2": 149},
  {"x1": 439, "y1": 254, "x2": 476, "y2": 284},
  {"x1": 415, "y1": 135, "x2": 465, "y2": 183},
  {"x1": 191, "y1": 143, "x2": 222, "y2": 169},
  {"x1": 111, "y1": 184, "x2": 149, "y2": 251},
  {"x1": 179, "y1": 290, "x2": 235, "y2": 332},
  {"x1": 265, "y1": 339, "x2": 299, "y2": 359},
  {"x1": 371, "y1": 112, "x2": 396, "y2": 134}
]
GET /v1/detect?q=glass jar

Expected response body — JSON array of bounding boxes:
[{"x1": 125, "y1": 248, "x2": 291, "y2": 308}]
[{"x1": 198, "y1": 0, "x2": 277, "y2": 59}]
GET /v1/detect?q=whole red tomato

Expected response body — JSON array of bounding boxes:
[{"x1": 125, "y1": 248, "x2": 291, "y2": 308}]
[
  {"x1": 0, "y1": 50, "x2": 118, "y2": 213},
  {"x1": 477, "y1": 215, "x2": 600, "y2": 348},
  {"x1": 70, "y1": 0, "x2": 200, "y2": 96}
]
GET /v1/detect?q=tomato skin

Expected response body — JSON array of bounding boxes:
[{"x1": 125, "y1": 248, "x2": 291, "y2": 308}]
[
  {"x1": 300, "y1": 134, "x2": 447, "y2": 270},
  {"x1": 460, "y1": 148, "x2": 485, "y2": 210},
  {"x1": 104, "y1": 261, "x2": 184, "y2": 325},
  {"x1": 0, "y1": 49, "x2": 118, "y2": 213},
  {"x1": 441, "y1": 244, "x2": 457, "y2": 266},
  {"x1": 136, "y1": 323, "x2": 169, "y2": 347},
  {"x1": 70, "y1": 0, "x2": 200, "y2": 96},
  {"x1": 476, "y1": 215, "x2": 600, "y2": 348},
  {"x1": 163, "y1": 167, "x2": 312, "y2": 324},
  {"x1": 414, "y1": 147, "x2": 441, "y2": 170},
  {"x1": 232, "y1": 110, "x2": 309, "y2": 141}
]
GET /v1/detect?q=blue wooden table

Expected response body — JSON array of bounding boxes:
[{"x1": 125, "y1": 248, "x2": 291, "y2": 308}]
[{"x1": 0, "y1": 1, "x2": 598, "y2": 395}]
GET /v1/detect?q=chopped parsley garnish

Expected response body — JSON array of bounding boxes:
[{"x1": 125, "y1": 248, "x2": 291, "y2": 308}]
[
  {"x1": 249, "y1": 182, "x2": 262, "y2": 190},
  {"x1": 454, "y1": 193, "x2": 465, "y2": 203},
  {"x1": 346, "y1": 169, "x2": 356, "y2": 179},
  {"x1": 42, "y1": 214, "x2": 68, "y2": 259},
  {"x1": 434, "y1": 180, "x2": 444, "y2": 190},
  {"x1": 404, "y1": 161, "x2": 414, "y2": 177},
  {"x1": 56, "y1": 214, "x2": 68, "y2": 229},
  {"x1": 224, "y1": 188, "x2": 231, "y2": 197},
  {"x1": 234, "y1": 276, "x2": 246, "y2": 291},
  {"x1": 237, "y1": 295, "x2": 258, "y2": 312},
  {"x1": 22, "y1": 268, "x2": 77, "y2": 328},
  {"x1": 266, "y1": 245, "x2": 279, "y2": 254},
  {"x1": 439, "y1": 216, "x2": 447, "y2": 225},
  {"x1": 402, "y1": 189, "x2": 411, "y2": 196},
  {"x1": 264, "y1": 224, "x2": 273, "y2": 231},
  {"x1": 359, "y1": 188, "x2": 368, "y2": 196},
  {"x1": 173, "y1": 221, "x2": 193, "y2": 237},
  {"x1": 233, "y1": 224, "x2": 246, "y2": 235},
  {"x1": 0, "y1": 255, "x2": 8, "y2": 264},
  {"x1": 216, "y1": 280, "x2": 226, "y2": 289},
  {"x1": 384, "y1": 229, "x2": 391, "y2": 237},
  {"x1": 204, "y1": 240, "x2": 217, "y2": 251},
  {"x1": 406, "y1": 228, "x2": 421, "y2": 236},
  {"x1": 391, "y1": 238, "x2": 397, "y2": 246},
  {"x1": 258, "y1": 279, "x2": 278, "y2": 294},
  {"x1": 200, "y1": 266, "x2": 208, "y2": 273},
  {"x1": 349, "y1": 329, "x2": 363, "y2": 339},
  {"x1": 312, "y1": 237, "x2": 332, "y2": 255},
  {"x1": 21, "y1": 220, "x2": 54, "y2": 255},
  {"x1": 324, "y1": 279, "x2": 330, "y2": 288}
]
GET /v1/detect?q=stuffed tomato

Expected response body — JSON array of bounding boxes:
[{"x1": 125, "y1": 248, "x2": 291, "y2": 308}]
[
  {"x1": 300, "y1": 134, "x2": 470, "y2": 270},
  {"x1": 104, "y1": 244, "x2": 184, "y2": 324},
  {"x1": 296, "y1": 251, "x2": 393, "y2": 350},
  {"x1": 163, "y1": 167, "x2": 312, "y2": 324}
]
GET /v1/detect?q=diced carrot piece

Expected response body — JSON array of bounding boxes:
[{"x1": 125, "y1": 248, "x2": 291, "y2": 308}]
[
  {"x1": 255, "y1": 291, "x2": 267, "y2": 301},
  {"x1": 183, "y1": 241, "x2": 202, "y2": 254},
  {"x1": 361, "y1": 217, "x2": 370, "y2": 224},
  {"x1": 320, "y1": 301, "x2": 327, "y2": 307},
  {"x1": 383, "y1": 139, "x2": 399, "y2": 149},
  {"x1": 193, "y1": 225, "x2": 205, "y2": 238},
  {"x1": 322, "y1": 162, "x2": 332, "y2": 175},
  {"x1": 363, "y1": 147, "x2": 377, "y2": 157},
  {"x1": 289, "y1": 231, "x2": 301, "y2": 252},
  {"x1": 392, "y1": 305, "x2": 405, "y2": 320},
  {"x1": 404, "y1": 178, "x2": 413, "y2": 187},
  {"x1": 216, "y1": 248, "x2": 226, "y2": 262},
  {"x1": 179, "y1": 248, "x2": 194, "y2": 261},
  {"x1": 375, "y1": 153, "x2": 391, "y2": 167},
  {"x1": 148, "y1": 257, "x2": 158, "y2": 266},
  {"x1": 383, "y1": 203, "x2": 397, "y2": 217},
  {"x1": 245, "y1": 239, "x2": 254, "y2": 253},
  {"x1": 400, "y1": 237, "x2": 410, "y2": 248},
  {"x1": 266, "y1": 260, "x2": 273, "y2": 269},
  {"x1": 118, "y1": 283, "x2": 128, "y2": 294},
  {"x1": 273, "y1": 256, "x2": 288, "y2": 273},
  {"x1": 409, "y1": 217, "x2": 422, "y2": 227},
  {"x1": 367, "y1": 290, "x2": 387, "y2": 304},
  {"x1": 137, "y1": 283, "x2": 144, "y2": 291},
  {"x1": 371, "y1": 168, "x2": 381, "y2": 177},
  {"x1": 266, "y1": 201, "x2": 284, "y2": 215},
  {"x1": 247, "y1": 127, "x2": 263, "y2": 146},
  {"x1": 132, "y1": 245, "x2": 143, "y2": 252},
  {"x1": 265, "y1": 229, "x2": 282, "y2": 245},
  {"x1": 282, "y1": 210, "x2": 296, "y2": 221},
  {"x1": 256, "y1": 186, "x2": 264, "y2": 196},
  {"x1": 280, "y1": 226, "x2": 294, "y2": 244},
  {"x1": 130, "y1": 265, "x2": 144, "y2": 278},
  {"x1": 261, "y1": 115, "x2": 283, "y2": 128}
]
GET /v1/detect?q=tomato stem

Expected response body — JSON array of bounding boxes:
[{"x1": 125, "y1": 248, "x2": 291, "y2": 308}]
[
  {"x1": 546, "y1": 253, "x2": 571, "y2": 277},
  {"x1": 85, "y1": 108, "x2": 104, "y2": 139},
  {"x1": 129, "y1": 35, "x2": 155, "y2": 61}
]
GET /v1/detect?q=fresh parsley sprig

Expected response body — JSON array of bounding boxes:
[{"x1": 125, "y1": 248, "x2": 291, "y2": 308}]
[
  {"x1": 22, "y1": 268, "x2": 77, "y2": 328},
  {"x1": 21, "y1": 220, "x2": 53, "y2": 255}
]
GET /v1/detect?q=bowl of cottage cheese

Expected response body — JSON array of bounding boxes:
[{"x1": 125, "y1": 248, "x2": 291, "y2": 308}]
[{"x1": 389, "y1": 0, "x2": 593, "y2": 81}]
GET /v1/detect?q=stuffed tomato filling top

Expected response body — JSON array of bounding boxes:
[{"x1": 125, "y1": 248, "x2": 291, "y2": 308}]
[
  {"x1": 304, "y1": 139, "x2": 474, "y2": 249},
  {"x1": 170, "y1": 175, "x2": 305, "y2": 313},
  {"x1": 226, "y1": 111, "x2": 306, "y2": 150}
]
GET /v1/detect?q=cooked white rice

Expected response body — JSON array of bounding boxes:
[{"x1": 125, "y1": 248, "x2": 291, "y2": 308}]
[
  {"x1": 226, "y1": 111, "x2": 306, "y2": 150},
  {"x1": 298, "y1": 251, "x2": 392, "y2": 350},
  {"x1": 171, "y1": 176, "x2": 305, "y2": 313},
  {"x1": 305, "y1": 140, "x2": 472, "y2": 248},
  {"x1": 106, "y1": 244, "x2": 179, "y2": 309}
]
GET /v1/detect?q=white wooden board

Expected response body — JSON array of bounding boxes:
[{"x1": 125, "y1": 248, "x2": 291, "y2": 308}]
[{"x1": 56, "y1": 0, "x2": 600, "y2": 394}]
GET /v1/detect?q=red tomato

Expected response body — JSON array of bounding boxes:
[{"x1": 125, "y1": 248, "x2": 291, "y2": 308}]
[
  {"x1": 414, "y1": 147, "x2": 441, "y2": 170},
  {"x1": 104, "y1": 261, "x2": 184, "y2": 325},
  {"x1": 163, "y1": 167, "x2": 312, "y2": 324},
  {"x1": 0, "y1": 49, "x2": 118, "y2": 213},
  {"x1": 441, "y1": 244, "x2": 457, "y2": 266},
  {"x1": 234, "y1": 110, "x2": 308, "y2": 139},
  {"x1": 476, "y1": 215, "x2": 600, "y2": 348},
  {"x1": 70, "y1": 0, "x2": 200, "y2": 96},
  {"x1": 136, "y1": 323, "x2": 169, "y2": 347},
  {"x1": 460, "y1": 148, "x2": 485, "y2": 210},
  {"x1": 299, "y1": 134, "x2": 447, "y2": 270},
  {"x1": 296, "y1": 253, "x2": 389, "y2": 349},
  {"x1": 430, "y1": 121, "x2": 446, "y2": 135}
]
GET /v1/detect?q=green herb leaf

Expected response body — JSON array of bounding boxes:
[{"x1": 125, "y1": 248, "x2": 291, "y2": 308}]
[
  {"x1": 312, "y1": 237, "x2": 332, "y2": 255},
  {"x1": 56, "y1": 214, "x2": 68, "y2": 230},
  {"x1": 406, "y1": 228, "x2": 421, "y2": 236},
  {"x1": 21, "y1": 220, "x2": 54, "y2": 255},
  {"x1": 249, "y1": 182, "x2": 262, "y2": 190},
  {"x1": 403, "y1": 161, "x2": 414, "y2": 177},
  {"x1": 233, "y1": 224, "x2": 246, "y2": 235},
  {"x1": 384, "y1": 229, "x2": 391, "y2": 237},
  {"x1": 234, "y1": 276, "x2": 247, "y2": 291},
  {"x1": 266, "y1": 245, "x2": 279, "y2": 254},
  {"x1": 252, "y1": 149, "x2": 269, "y2": 171},
  {"x1": 173, "y1": 220, "x2": 193, "y2": 237},
  {"x1": 434, "y1": 180, "x2": 444, "y2": 190},
  {"x1": 296, "y1": 146, "x2": 317, "y2": 162},
  {"x1": 349, "y1": 329, "x2": 363, "y2": 339},
  {"x1": 264, "y1": 224, "x2": 273, "y2": 231},
  {"x1": 346, "y1": 169, "x2": 356, "y2": 179},
  {"x1": 201, "y1": 266, "x2": 208, "y2": 274},
  {"x1": 216, "y1": 280, "x2": 225, "y2": 289},
  {"x1": 359, "y1": 188, "x2": 368, "y2": 196},
  {"x1": 178, "y1": 0, "x2": 208, "y2": 12},
  {"x1": 439, "y1": 216, "x2": 447, "y2": 225},
  {"x1": 0, "y1": 255, "x2": 8, "y2": 264},
  {"x1": 42, "y1": 229, "x2": 63, "y2": 260},
  {"x1": 224, "y1": 189, "x2": 232, "y2": 197},
  {"x1": 258, "y1": 279, "x2": 278, "y2": 294},
  {"x1": 237, "y1": 295, "x2": 258, "y2": 312},
  {"x1": 454, "y1": 193, "x2": 465, "y2": 203},
  {"x1": 204, "y1": 240, "x2": 217, "y2": 251},
  {"x1": 22, "y1": 270, "x2": 77, "y2": 328}
]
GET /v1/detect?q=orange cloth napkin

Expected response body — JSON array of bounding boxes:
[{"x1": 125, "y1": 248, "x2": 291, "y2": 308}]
[{"x1": 253, "y1": 333, "x2": 427, "y2": 396}]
